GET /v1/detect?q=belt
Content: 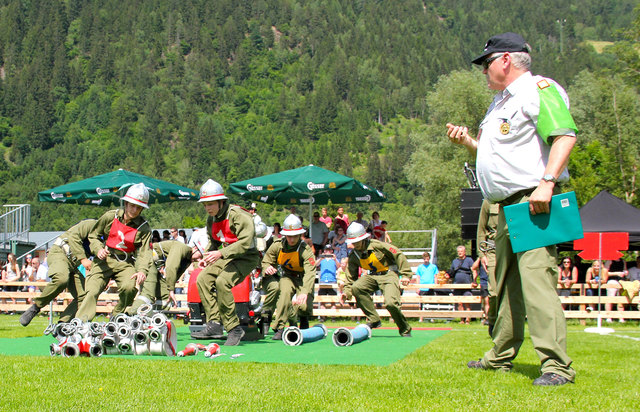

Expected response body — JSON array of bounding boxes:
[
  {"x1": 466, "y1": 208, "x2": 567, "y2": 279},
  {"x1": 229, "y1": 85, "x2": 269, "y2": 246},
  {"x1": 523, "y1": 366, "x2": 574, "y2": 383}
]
[
  {"x1": 368, "y1": 271, "x2": 388, "y2": 276},
  {"x1": 107, "y1": 247, "x2": 134, "y2": 262},
  {"x1": 498, "y1": 188, "x2": 536, "y2": 206}
]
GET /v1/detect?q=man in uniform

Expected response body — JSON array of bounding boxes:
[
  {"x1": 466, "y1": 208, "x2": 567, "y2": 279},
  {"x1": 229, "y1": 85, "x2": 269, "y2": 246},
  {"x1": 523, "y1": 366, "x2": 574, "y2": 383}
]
[
  {"x1": 446, "y1": 32, "x2": 577, "y2": 385},
  {"x1": 191, "y1": 179, "x2": 260, "y2": 346},
  {"x1": 262, "y1": 214, "x2": 316, "y2": 340},
  {"x1": 339, "y1": 222, "x2": 412, "y2": 337},
  {"x1": 126, "y1": 240, "x2": 197, "y2": 315},
  {"x1": 19, "y1": 219, "x2": 96, "y2": 326},
  {"x1": 75, "y1": 183, "x2": 152, "y2": 321}
]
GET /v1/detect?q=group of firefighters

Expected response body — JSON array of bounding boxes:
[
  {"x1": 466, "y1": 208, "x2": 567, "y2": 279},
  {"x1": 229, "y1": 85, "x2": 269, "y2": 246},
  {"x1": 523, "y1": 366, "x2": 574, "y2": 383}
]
[{"x1": 19, "y1": 179, "x2": 413, "y2": 346}]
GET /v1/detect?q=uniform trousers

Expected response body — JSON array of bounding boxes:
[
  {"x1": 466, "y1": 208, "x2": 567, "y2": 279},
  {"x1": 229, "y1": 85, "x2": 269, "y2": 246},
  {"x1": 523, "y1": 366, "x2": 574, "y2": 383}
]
[
  {"x1": 481, "y1": 192, "x2": 575, "y2": 381},
  {"x1": 351, "y1": 272, "x2": 411, "y2": 335},
  {"x1": 75, "y1": 257, "x2": 139, "y2": 322},
  {"x1": 33, "y1": 246, "x2": 86, "y2": 323},
  {"x1": 273, "y1": 274, "x2": 314, "y2": 330},
  {"x1": 196, "y1": 251, "x2": 260, "y2": 332}
]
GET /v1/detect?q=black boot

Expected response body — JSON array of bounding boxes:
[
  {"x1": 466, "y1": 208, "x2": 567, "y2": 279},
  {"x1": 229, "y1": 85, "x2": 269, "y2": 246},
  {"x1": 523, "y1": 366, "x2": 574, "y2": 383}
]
[
  {"x1": 191, "y1": 321, "x2": 224, "y2": 339},
  {"x1": 19, "y1": 304, "x2": 41, "y2": 327},
  {"x1": 299, "y1": 316, "x2": 309, "y2": 330},
  {"x1": 224, "y1": 326, "x2": 245, "y2": 346}
]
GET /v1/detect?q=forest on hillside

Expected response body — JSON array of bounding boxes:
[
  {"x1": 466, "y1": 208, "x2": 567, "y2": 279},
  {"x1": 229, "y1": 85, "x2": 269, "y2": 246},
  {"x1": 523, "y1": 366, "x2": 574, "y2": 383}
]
[{"x1": 0, "y1": 0, "x2": 639, "y2": 262}]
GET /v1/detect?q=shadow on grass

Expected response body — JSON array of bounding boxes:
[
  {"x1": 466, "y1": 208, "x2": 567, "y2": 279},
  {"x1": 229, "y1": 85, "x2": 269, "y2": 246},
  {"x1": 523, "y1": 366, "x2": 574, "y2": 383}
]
[{"x1": 512, "y1": 363, "x2": 542, "y2": 380}]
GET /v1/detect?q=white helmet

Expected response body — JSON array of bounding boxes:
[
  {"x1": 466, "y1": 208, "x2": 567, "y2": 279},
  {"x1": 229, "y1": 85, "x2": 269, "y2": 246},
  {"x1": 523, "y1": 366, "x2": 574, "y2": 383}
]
[
  {"x1": 199, "y1": 179, "x2": 227, "y2": 202},
  {"x1": 122, "y1": 183, "x2": 149, "y2": 209},
  {"x1": 346, "y1": 222, "x2": 370, "y2": 244},
  {"x1": 281, "y1": 214, "x2": 306, "y2": 236}
]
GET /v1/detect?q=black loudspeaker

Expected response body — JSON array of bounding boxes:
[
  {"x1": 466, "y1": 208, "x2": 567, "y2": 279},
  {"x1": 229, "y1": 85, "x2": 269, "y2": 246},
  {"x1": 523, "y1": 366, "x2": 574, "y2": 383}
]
[{"x1": 460, "y1": 188, "x2": 483, "y2": 240}]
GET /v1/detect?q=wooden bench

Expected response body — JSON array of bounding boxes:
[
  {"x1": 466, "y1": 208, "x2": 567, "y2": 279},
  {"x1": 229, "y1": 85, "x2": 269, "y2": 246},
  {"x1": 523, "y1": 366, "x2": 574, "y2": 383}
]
[{"x1": 1, "y1": 282, "x2": 637, "y2": 321}]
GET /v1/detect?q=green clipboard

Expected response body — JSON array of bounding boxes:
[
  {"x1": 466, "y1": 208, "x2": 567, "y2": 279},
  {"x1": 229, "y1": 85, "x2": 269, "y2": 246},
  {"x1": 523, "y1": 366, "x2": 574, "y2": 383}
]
[{"x1": 503, "y1": 191, "x2": 584, "y2": 253}]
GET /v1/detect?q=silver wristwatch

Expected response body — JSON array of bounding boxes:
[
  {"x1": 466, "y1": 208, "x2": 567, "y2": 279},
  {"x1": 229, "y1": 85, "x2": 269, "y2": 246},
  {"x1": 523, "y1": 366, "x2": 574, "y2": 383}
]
[{"x1": 541, "y1": 174, "x2": 557, "y2": 183}]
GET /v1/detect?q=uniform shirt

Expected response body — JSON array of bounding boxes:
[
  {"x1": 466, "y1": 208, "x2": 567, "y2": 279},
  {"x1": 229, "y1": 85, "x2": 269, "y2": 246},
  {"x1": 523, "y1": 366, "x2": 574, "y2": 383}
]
[
  {"x1": 344, "y1": 239, "x2": 412, "y2": 299},
  {"x1": 262, "y1": 238, "x2": 316, "y2": 295},
  {"x1": 152, "y1": 240, "x2": 192, "y2": 291},
  {"x1": 476, "y1": 71, "x2": 578, "y2": 202},
  {"x1": 206, "y1": 203, "x2": 257, "y2": 259},
  {"x1": 89, "y1": 209, "x2": 152, "y2": 275},
  {"x1": 59, "y1": 219, "x2": 96, "y2": 262}
]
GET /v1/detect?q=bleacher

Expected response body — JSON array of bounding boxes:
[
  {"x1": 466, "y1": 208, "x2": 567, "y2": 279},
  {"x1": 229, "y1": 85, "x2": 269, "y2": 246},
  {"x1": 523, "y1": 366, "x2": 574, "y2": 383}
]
[{"x1": 2, "y1": 281, "x2": 637, "y2": 323}]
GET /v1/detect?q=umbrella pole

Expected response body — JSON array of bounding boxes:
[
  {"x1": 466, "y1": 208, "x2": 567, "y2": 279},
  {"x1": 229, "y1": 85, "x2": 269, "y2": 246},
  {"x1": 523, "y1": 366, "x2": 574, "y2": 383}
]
[{"x1": 308, "y1": 198, "x2": 313, "y2": 240}]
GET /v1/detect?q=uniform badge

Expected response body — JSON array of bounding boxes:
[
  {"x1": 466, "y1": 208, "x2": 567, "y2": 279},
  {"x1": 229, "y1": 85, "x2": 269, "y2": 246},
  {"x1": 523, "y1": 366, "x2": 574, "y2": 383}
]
[
  {"x1": 499, "y1": 119, "x2": 510, "y2": 135},
  {"x1": 537, "y1": 79, "x2": 550, "y2": 89}
]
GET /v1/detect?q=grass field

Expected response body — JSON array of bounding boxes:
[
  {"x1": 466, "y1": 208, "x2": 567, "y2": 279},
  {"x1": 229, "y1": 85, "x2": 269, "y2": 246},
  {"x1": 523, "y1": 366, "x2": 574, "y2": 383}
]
[{"x1": 0, "y1": 315, "x2": 638, "y2": 411}]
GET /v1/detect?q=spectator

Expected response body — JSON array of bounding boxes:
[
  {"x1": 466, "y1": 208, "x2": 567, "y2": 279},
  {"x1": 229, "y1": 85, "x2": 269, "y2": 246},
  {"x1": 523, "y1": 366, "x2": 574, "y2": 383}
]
[
  {"x1": 353, "y1": 211, "x2": 368, "y2": 229},
  {"x1": 331, "y1": 225, "x2": 348, "y2": 260},
  {"x1": 373, "y1": 220, "x2": 392, "y2": 243},
  {"x1": 446, "y1": 245, "x2": 474, "y2": 324},
  {"x1": 415, "y1": 251, "x2": 438, "y2": 296},
  {"x1": 152, "y1": 230, "x2": 161, "y2": 244},
  {"x1": 310, "y1": 211, "x2": 329, "y2": 258},
  {"x1": 21, "y1": 254, "x2": 33, "y2": 285},
  {"x1": 628, "y1": 257, "x2": 640, "y2": 282},
  {"x1": 2, "y1": 253, "x2": 20, "y2": 305},
  {"x1": 162, "y1": 230, "x2": 171, "y2": 241},
  {"x1": 272, "y1": 223, "x2": 283, "y2": 240},
  {"x1": 557, "y1": 257, "x2": 578, "y2": 309},
  {"x1": 604, "y1": 258, "x2": 627, "y2": 323},
  {"x1": 369, "y1": 211, "x2": 381, "y2": 232},
  {"x1": 585, "y1": 260, "x2": 609, "y2": 312},
  {"x1": 316, "y1": 245, "x2": 339, "y2": 311},
  {"x1": 170, "y1": 227, "x2": 185, "y2": 243},
  {"x1": 334, "y1": 207, "x2": 349, "y2": 232},
  {"x1": 471, "y1": 256, "x2": 490, "y2": 324},
  {"x1": 178, "y1": 229, "x2": 188, "y2": 242},
  {"x1": 319, "y1": 207, "x2": 332, "y2": 229}
]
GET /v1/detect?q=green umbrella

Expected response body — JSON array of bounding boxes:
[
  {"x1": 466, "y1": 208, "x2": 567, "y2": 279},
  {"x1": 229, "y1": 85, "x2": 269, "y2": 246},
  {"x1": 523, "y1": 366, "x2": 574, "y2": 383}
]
[
  {"x1": 38, "y1": 169, "x2": 198, "y2": 206},
  {"x1": 229, "y1": 164, "x2": 386, "y2": 235}
]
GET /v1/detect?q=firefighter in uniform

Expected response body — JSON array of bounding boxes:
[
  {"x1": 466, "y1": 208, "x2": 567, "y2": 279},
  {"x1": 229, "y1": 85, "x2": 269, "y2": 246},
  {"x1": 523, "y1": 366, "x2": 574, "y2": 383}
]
[
  {"x1": 19, "y1": 219, "x2": 96, "y2": 326},
  {"x1": 126, "y1": 240, "x2": 197, "y2": 315},
  {"x1": 75, "y1": 183, "x2": 152, "y2": 322},
  {"x1": 262, "y1": 214, "x2": 316, "y2": 340},
  {"x1": 339, "y1": 222, "x2": 412, "y2": 337},
  {"x1": 191, "y1": 179, "x2": 260, "y2": 346}
]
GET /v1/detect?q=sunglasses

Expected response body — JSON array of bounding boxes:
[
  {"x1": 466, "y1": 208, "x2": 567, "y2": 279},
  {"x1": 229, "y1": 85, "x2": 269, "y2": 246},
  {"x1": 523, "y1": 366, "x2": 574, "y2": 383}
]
[{"x1": 482, "y1": 53, "x2": 504, "y2": 70}]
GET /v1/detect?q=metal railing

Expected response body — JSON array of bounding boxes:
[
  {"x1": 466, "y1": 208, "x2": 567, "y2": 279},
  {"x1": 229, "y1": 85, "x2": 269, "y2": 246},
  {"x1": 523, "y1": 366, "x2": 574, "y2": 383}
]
[
  {"x1": 0, "y1": 204, "x2": 31, "y2": 249},
  {"x1": 386, "y1": 229, "x2": 438, "y2": 265}
]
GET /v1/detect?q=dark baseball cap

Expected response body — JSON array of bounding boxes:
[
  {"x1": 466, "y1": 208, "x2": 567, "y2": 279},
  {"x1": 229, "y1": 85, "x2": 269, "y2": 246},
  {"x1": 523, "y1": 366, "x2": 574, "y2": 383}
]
[{"x1": 472, "y1": 32, "x2": 531, "y2": 65}]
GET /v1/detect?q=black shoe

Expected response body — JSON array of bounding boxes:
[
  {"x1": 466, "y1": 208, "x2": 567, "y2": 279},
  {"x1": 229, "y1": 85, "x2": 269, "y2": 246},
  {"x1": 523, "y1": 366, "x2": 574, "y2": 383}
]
[
  {"x1": 299, "y1": 316, "x2": 309, "y2": 330},
  {"x1": 191, "y1": 321, "x2": 224, "y2": 339},
  {"x1": 401, "y1": 331, "x2": 412, "y2": 337},
  {"x1": 224, "y1": 326, "x2": 245, "y2": 346},
  {"x1": 366, "y1": 320, "x2": 382, "y2": 329},
  {"x1": 271, "y1": 329, "x2": 283, "y2": 341},
  {"x1": 467, "y1": 360, "x2": 487, "y2": 369},
  {"x1": 19, "y1": 304, "x2": 40, "y2": 327},
  {"x1": 532, "y1": 372, "x2": 571, "y2": 386}
]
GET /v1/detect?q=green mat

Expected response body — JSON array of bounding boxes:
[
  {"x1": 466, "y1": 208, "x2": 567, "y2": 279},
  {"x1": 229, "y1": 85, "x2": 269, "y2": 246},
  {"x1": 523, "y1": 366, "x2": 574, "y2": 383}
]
[{"x1": 0, "y1": 326, "x2": 449, "y2": 366}]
